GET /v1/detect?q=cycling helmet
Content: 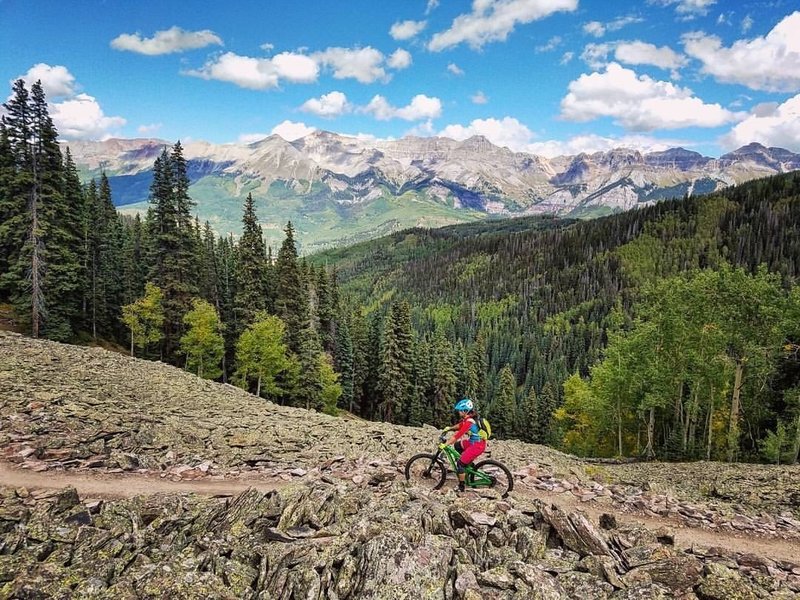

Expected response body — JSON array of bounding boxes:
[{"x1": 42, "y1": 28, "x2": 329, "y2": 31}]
[{"x1": 454, "y1": 398, "x2": 474, "y2": 412}]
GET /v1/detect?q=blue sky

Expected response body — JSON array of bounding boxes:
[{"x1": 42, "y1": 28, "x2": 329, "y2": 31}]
[{"x1": 1, "y1": 0, "x2": 798, "y2": 157}]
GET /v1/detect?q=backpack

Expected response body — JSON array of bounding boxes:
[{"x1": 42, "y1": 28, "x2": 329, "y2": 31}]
[{"x1": 475, "y1": 415, "x2": 492, "y2": 441}]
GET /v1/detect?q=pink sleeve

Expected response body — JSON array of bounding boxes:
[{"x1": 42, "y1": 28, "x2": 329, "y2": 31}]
[{"x1": 455, "y1": 419, "x2": 472, "y2": 438}]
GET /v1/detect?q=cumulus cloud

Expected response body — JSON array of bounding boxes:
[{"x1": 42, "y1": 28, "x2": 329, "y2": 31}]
[
  {"x1": 137, "y1": 123, "x2": 162, "y2": 136},
  {"x1": 439, "y1": 116, "x2": 534, "y2": 150},
  {"x1": 17, "y1": 63, "x2": 76, "y2": 98},
  {"x1": 111, "y1": 26, "x2": 222, "y2": 55},
  {"x1": 300, "y1": 91, "x2": 352, "y2": 118},
  {"x1": 363, "y1": 94, "x2": 442, "y2": 121},
  {"x1": 313, "y1": 46, "x2": 388, "y2": 83},
  {"x1": 186, "y1": 51, "x2": 318, "y2": 89},
  {"x1": 582, "y1": 41, "x2": 687, "y2": 71},
  {"x1": 390, "y1": 20, "x2": 427, "y2": 40},
  {"x1": 527, "y1": 133, "x2": 689, "y2": 157},
  {"x1": 50, "y1": 93, "x2": 126, "y2": 140},
  {"x1": 560, "y1": 62, "x2": 743, "y2": 131},
  {"x1": 447, "y1": 63, "x2": 465, "y2": 76},
  {"x1": 582, "y1": 15, "x2": 642, "y2": 37},
  {"x1": 614, "y1": 41, "x2": 688, "y2": 70},
  {"x1": 650, "y1": 0, "x2": 716, "y2": 18},
  {"x1": 387, "y1": 48, "x2": 412, "y2": 70},
  {"x1": 428, "y1": 0, "x2": 578, "y2": 51},
  {"x1": 721, "y1": 94, "x2": 800, "y2": 152},
  {"x1": 12, "y1": 63, "x2": 126, "y2": 140},
  {"x1": 271, "y1": 120, "x2": 316, "y2": 141},
  {"x1": 471, "y1": 91, "x2": 489, "y2": 104},
  {"x1": 682, "y1": 12, "x2": 800, "y2": 92}
]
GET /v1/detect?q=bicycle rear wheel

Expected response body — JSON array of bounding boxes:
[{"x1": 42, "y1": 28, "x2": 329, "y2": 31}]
[
  {"x1": 404, "y1": 453, "x2": 447, "y2": 490},
  {"x1": 471, "y1": 459, "x2": 514, "y2": 498}
]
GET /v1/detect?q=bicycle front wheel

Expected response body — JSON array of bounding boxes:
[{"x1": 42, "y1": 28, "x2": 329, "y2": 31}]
[
  {"x1": 404, "y1": 453, "x2": 447, "y2": 490},
  {"x1": 471, "y1": 459, "x2": 514, "y2": 498}
]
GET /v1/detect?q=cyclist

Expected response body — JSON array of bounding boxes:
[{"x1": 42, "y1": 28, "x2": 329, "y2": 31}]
[{"x1": 442, "y1": 398, "x2": 487, "y2": 492}]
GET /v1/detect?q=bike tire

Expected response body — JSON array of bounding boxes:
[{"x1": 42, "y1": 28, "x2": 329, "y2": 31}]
[
  {"x1": 404, "y1": 453, "x2": 447, "y2": 490},
  {"x1": 471, "y1": 459, "x2": 514, "y2": 498}
]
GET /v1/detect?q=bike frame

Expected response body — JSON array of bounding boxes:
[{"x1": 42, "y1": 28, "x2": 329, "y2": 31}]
[{"x1": 435, "y1": 443, "x2": 494, "y2": 488}]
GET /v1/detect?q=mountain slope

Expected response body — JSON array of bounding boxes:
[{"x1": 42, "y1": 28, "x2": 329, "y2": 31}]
[{"x1": 64, "y1": 133, "x2": 800, "y2": 252}]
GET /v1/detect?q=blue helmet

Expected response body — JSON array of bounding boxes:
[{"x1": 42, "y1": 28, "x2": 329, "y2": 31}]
[{"x1": 454, "y1": 398, "x2": 474, "y2": 412}]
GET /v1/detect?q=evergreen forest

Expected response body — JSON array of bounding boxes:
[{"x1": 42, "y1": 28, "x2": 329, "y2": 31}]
[{"x1": 3, "y1": 79, "x2": 800, "y2": 464}]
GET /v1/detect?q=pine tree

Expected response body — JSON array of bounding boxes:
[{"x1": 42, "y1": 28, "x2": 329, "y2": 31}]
[
  {"x1": 0, "y1": 124, "x2": 23, "y2": 297},
  {"x1": 334, "y1": 316, "x2": 355, "y2": 412},
  {"x1": 316, "y1": 266, "x2": 335, "y2": 352},
  {"x1": 538, "y1": 381, "x2": 559, "y2": 444},
  {"x1": 467, "y1": 332, "x2": 488, "y2": 404},
  {"x1": 493, "y1": 365, "x2": 518, "y2": 439},
  {"x1": 275, "y1": 221, "x2": 308, "y2": 354},
  {"x1": 378, "y1": 301, "x2": 413, "y2": 423},
  {"x1": 521, "y1": 386, "x2": 540, "y2": 443},
  {"x1": 431, "y1": 330, "x2": 456, "y2": 426},
  {"x1": 319, "y1": 352, "x2": 343, "y2": 416},
  {"x1": 234, "y1": 193, "x2": 266, "y2": 329}
]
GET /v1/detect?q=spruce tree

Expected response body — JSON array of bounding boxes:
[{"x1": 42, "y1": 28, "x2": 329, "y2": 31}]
[
  {"x1": 431, "y1": 330, "x2": 456, "y2": 425},
  {"x1": 234, "y1": 193, "x2": 266, "y2": 329},
  {"x1": 334, "y1": 316, "x2": 355, "y2": 412},
  {"x1": 521, "y1": 386, "x2": 540, "y2": 443},
  {"x1": 493, "y1": 365, "x2": 518, "y2": 439},
  {"x1": 378, "y1": 301, "x2": 412, "y2": 423},
  {"x1": 275, "y1": 221, "x2": 307, "y2": 354}
]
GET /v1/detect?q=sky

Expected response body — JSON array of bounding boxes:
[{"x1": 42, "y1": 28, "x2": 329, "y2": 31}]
[{"x1": 1, "y1": 0, "x2": 799, "y2": 157}]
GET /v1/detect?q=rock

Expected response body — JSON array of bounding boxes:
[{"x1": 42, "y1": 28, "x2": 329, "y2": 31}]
[
  {"x1": 624, "y1": 556, "x2": 704, "y2": 592},
  {"x1": 557, "y1": 570, "x2": 615, "y2": 599},
  {"x1": 290, "y1": 467, "x2": 307, "y2": 477},
  {"x1": 697, "y1": 563, "x2": 761, "y2": 600},
  {"x1": 477, "y1": 566, "x2": 515, "y2": 590}
]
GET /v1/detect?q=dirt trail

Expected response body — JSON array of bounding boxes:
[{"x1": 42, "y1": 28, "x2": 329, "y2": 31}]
[
  {"x1": 2, "y1": 461, "x2": 799, "y2": 564},
  {"x1": 0, "y1": 462, "x2": 283, "y2": 499}
]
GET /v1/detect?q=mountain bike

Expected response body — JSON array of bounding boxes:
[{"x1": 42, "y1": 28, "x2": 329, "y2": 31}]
[{"x1": 404, "y1": 437, "x2": 514, "y2": 498}]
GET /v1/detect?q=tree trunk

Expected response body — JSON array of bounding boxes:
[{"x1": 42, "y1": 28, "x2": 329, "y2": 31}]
[
  {"x1": 727, "y1": 360, "x2": 744, "y2": 462},
  {"x1": 30, "y1": 167, "x2": 42, "y2": 338},
  {"x1": 130, "y1": 336, "x2": 134, "y2": 357},
  {"x1": 645, "y1": 408, "x2": 655, "y2": 459},
  {"x1": 617, "y1": 397, "x2": 623, "y2": 457},
  {"x1": 792, "y1": 413, "x2": 800, "y2": 465},
  {"x1": 706, "y1": 385, "x2": 715, "y2": 461},
  {"x1": 256, "y1": 375, "x2": 261, "y2": 398}
]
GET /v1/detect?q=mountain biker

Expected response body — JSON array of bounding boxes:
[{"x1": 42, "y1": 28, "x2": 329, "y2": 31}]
[{"x1": 442, "y1": 398, "x2": 486, "y2": 492}]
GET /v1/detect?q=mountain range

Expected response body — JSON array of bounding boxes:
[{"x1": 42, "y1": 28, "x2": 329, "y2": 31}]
[{"x1": 63, "y1": 133, "x2": 800, "y2": 252}]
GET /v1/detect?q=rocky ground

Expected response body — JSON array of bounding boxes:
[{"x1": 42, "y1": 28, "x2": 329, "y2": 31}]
[
  {"x1": 0, "y1": 478, "x2": 798, "y2": 599},
  {"x1": 1, "y1": 330, "x2": 800, "y2": 597}
]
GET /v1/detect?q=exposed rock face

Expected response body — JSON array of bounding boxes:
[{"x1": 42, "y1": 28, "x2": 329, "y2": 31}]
[
  {"x1": 63, "y1": 134, "x2": 800, "y2": 244},
  {"x1": 0, "y1": 481, "x2": 798, "y2": 599}
]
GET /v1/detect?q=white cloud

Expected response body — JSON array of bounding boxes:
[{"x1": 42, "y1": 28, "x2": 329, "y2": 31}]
[
  {"x1": 560, "y1": 51, "x2": 575, "y2": 64},
  {"x1": 137, "y1": 123, "x2": 162, "y2": 135},
  {"x1": 439, "y1": 116, "x2": 534, "y2": 150},
  {"x1": 426, "y1": 0, "x2": 440, "y2": 14},
  {"x1": 583, "y1": 15, "x2": 643, "y2": 37},
  {"x1": 527, "y1": 133, "x2": 689, "y2": 157},
  {"x1": 12, "y1": 64, "x2": 125, "y2": 140},
  {"x1": 741, "y1": 15, "x2": 753, "y2": 33},
  {"x1": 260, "y1": 42, "x2": 275, "y2": 52},
  {"x1": 186, "y1": 51, "x2": 318, "y2": 89},
  {"x1": 17, "y1": 63, "x2": 76, "y2": 98},
  {"x1": 428, "y1": 0, "x2": 578, "y2": 51},
  {"x1": 560, "y1": 62, "x2": 743, "y2": 131},
  {"x1": 50, "y1": 93, "x2": 126, "y2": 140},
  {"x1": 536, "y1": 36, "x2": 562, "y2": 52},
  {"x1": 111, "y1": 26, "x2": 222, "y2": 55},
  {"x1": 387, "y1": 48, "x2": 412, "y2": 70},
  {"x1": 390, "y1": 20, "x2": 427, "y2": 40},
  {"x1": 447, "y1": 63, "x2": 465, "y2": 76},
  {"x1": 582, "y1": 41, "x2": 686, "y2": 71},
  {"x1": 471, "y1": 91, "x2": 489, "y2": 104},
  {"x1": 271, "y1": 120, "x2": 316, "y2": 141},
  {"x1": 650, "y1": 0, "x2": 716, "y2": 18},
  {"x1": 300, "y1": 91, "x2": 352, "y2": 118},
  {"x1": 238, "y1": 132, "x2": 270, "y2": 144},
  {"x1": 721, "y1": 94, "x2": 800, "y2": 152},
  {"x1": 614, "y1": 41, "x2": 688, "y2": 70},
  {"x1": 682, "y1": 12, "x2": 800, "y2": 92},
  {"x1": 583, "y1": 22, "x2": 606, "y2": 37},
  {"x1": 313, "y1": 47, "x2": 388, "y2": 83},
  {"x1": 364, "y1": 94, "x2": 442, "y2": 121},
  {"x1": 581, "y1": 43, "x2": 613, "y2": 69}
]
